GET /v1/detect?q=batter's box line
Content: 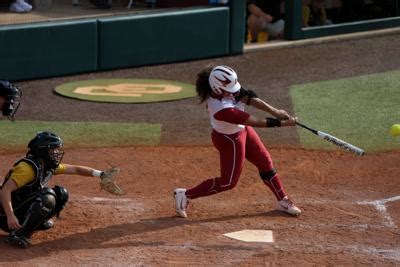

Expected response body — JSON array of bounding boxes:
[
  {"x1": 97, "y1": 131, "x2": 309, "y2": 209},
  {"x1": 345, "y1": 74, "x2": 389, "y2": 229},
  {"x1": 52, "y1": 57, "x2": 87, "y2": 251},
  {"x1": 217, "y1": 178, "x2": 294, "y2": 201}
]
[
  {"x1": 357, "y1": 195, "x2": 400, "y2": 229},
  {"x1": 70, "y1": 195, "x2": 145, "y2": 212},
  {"x1": 282, "y1": 241, "x2": 400, "y2": 262}
]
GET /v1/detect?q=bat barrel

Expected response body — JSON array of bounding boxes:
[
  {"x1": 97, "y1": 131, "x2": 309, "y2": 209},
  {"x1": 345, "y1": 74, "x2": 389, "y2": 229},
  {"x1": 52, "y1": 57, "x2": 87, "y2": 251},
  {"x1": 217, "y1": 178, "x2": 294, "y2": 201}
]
[
  {"x1": 297, "y1": 121, "x2": 365, "y2": 156},
  {"x1": 320, "y1": 131, "x2": 365, "y2": 156}
]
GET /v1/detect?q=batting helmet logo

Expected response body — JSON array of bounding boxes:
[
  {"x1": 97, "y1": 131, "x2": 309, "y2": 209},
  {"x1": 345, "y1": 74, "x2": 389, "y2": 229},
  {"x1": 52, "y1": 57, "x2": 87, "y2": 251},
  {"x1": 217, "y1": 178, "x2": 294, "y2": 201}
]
[{"x1": 208, "y1": 65, "x2": 241, "y2": 94}]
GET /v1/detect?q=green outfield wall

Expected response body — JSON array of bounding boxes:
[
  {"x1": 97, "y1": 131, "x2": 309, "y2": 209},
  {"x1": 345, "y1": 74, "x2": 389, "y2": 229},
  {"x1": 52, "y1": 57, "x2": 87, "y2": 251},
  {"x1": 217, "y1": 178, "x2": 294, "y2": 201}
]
[
  {"x1": 98, "y1": 7, "x2": 229, "y2": 70},
  {"x1": 229, "y1": 0, "x2": 246, "y2": 54},
  {"x1": 0, "y1": 20, "x2": 98, "y2": 81},
  {"x1": 0, "y1": 5, "x2": 237, "y2": 81}
]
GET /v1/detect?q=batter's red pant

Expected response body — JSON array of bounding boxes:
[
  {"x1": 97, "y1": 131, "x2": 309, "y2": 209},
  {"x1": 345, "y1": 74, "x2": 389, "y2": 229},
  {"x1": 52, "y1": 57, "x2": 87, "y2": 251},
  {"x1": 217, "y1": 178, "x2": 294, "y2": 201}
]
[{"x1": 186, "y1": 126, "x2": 287, "y2": 200}]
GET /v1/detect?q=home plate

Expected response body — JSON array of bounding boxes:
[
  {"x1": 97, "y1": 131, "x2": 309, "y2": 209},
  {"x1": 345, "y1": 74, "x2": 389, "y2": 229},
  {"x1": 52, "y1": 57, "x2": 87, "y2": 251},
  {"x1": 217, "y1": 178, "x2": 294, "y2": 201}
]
[{"x1": 223, "y1": 230, "x2": 273, "y2": 243}]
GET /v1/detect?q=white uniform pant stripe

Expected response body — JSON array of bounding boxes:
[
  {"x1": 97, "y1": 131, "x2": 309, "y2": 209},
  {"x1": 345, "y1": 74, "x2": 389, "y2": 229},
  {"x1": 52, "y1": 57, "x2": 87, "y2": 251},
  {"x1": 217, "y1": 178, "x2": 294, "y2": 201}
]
[
  {"x1": 207, "y1": 178, "x2": 218, "y2": 194},
  {"x1": 221, "y1": 134, "x2": 236, "y2": 188}
]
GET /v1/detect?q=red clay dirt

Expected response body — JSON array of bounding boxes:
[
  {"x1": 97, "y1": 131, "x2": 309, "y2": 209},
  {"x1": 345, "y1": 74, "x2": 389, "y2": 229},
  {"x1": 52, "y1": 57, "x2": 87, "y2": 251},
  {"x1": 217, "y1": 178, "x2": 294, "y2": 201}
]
[
  {"x1": 1, "y1": 32, "x2": 400, "y2": 265},
  {"x1": 0, "y1": 146, "x2": 399, "y2": 265}
]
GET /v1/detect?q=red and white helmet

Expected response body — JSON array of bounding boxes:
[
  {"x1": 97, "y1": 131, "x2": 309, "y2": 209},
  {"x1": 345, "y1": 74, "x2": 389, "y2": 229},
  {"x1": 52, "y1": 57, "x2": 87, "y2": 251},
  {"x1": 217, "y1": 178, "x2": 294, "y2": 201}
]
[{"x1": 208, "y1": 65, "x2": 241, "y2": 94}]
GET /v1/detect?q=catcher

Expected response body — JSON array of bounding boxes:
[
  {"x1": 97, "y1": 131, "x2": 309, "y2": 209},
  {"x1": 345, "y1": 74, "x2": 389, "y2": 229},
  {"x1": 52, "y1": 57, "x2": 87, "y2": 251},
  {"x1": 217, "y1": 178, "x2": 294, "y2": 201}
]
[{"x1": 0, "y1": 131, "x2": 122, "y2": 248}]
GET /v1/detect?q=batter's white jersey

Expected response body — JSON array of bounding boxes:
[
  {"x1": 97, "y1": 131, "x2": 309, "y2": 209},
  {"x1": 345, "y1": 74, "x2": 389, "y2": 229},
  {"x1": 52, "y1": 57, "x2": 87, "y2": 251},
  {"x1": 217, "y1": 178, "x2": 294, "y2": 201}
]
[{"x1": 207, "y1": 96, "x2": 245, "y2": 135}]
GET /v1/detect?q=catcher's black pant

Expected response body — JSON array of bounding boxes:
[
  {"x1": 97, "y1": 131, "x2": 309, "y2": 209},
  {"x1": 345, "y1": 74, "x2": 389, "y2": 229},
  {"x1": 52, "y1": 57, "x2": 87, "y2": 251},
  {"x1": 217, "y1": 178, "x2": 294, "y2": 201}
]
[{"x1": 0, "y1": 186, "x2": 68, "y2": 236}]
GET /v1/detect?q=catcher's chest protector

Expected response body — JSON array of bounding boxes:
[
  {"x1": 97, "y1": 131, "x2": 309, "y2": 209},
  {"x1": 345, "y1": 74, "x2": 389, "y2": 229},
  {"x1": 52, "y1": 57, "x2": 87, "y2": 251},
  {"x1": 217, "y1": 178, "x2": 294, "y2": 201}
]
[{"x1": 7, "y1": 157, "x2": 53, "y2": 204}]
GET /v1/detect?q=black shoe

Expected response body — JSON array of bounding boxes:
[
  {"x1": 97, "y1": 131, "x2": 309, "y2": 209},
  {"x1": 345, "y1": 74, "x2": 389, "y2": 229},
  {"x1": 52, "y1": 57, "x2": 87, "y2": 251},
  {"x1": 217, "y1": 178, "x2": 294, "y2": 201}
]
[{"x1": 5, "y1": 234, "x2": 31, "y2": 248}]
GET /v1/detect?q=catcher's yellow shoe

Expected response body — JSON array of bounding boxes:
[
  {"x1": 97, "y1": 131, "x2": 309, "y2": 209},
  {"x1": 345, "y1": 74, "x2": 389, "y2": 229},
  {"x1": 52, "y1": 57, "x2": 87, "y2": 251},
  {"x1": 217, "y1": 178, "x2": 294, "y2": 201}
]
[{"x1": 174, "y1": 188, "x2": 188, "y2": 218}]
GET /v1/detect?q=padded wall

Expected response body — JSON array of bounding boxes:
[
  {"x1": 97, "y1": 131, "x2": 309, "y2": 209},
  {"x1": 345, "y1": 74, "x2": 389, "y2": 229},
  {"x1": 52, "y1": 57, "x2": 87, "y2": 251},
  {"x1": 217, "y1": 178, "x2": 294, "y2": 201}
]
[
  {"x1": 98, "y1": 7, "x2": 230, "y2": 70},
  {"x1": 229, "y1": 0, "x2": 245, "y2": 54},
  {"x1": 0, "y1": 20, "x2": 97, "y2": 81}
]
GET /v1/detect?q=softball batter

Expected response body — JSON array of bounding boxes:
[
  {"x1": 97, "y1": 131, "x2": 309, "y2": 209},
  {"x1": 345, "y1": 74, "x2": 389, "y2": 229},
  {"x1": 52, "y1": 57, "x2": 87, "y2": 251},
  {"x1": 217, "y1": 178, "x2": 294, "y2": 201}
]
[{"x1": 174, "y1": 65, "x2": 301, "y2": 218}]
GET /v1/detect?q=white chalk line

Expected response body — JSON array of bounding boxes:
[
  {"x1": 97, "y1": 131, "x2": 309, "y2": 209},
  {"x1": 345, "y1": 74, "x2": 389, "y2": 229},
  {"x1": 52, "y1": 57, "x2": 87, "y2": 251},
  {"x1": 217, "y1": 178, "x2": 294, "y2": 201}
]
[
  {"x1": 70, "y1": 195, "x2": 145, "y2": 212},
  {"x1": 160, "y1": 240, "x2": 400, "y2": 263},
  {"x1": 280, "y1": 222, "x2": 385, "y2": 230},
  {"x1": 278, "y1": 240, "x2": 400, "y2": 262},
  {"x1": 77, "y1": 196, "x2": 134, "y2": 202},
  {"x1": 357, "y1": 195, "x2": 400, "y2": 228},
  {"x1": 361, "y1": 247, "x2": 400, "y2": 262},
  {"x1": 297, "y1": 196, "x2": 399, "y2": 229},
  {"x1": 295, "y1": 196, "x2": 400, "y2": 261}
]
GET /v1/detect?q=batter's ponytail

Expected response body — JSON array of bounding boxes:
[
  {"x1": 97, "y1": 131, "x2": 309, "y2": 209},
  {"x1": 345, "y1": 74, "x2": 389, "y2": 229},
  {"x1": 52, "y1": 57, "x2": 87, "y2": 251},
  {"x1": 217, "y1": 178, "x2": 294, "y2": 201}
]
[{"x1": 196, "y1": 65, "x2": 214, "y2": 103}]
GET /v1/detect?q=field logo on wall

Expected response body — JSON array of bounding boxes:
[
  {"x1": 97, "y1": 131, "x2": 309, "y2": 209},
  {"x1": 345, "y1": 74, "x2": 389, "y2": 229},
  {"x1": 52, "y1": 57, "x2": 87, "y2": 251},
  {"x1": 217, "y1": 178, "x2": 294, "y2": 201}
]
[{"x1": 54, "y1": 79, "x2": 196, "y2": 103}]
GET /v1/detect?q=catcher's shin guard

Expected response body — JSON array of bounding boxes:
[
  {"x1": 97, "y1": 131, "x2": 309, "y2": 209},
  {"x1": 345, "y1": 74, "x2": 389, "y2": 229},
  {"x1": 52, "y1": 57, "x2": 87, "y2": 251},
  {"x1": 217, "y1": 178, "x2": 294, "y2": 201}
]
[
  {"x1": 9, "y1": 189, "x2": 56, "y2": 247},
  {"x1": 53, "y1": 185, "x2": 69, "y2": 218}
]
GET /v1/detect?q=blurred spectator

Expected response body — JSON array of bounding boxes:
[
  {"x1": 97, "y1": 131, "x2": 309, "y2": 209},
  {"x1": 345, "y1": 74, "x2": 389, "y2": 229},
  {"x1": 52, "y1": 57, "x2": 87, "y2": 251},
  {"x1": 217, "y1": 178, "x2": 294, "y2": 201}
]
[
  {"x1": 89, "y1": 0, "x2": 111, "y2": 9},
  {"x1": 339, "y1": 0, "x2": 364, "y2": 22},
  {"x1": 9, "y1": 0, "x2": 32, "y2": 12},
  {"x1": 127, "y1": 0, "x2": 156, "y2": 8},
  {"x1": 209, "y1": 0, "x2": 229, "y2": 5},
  {"x1": 329, "y1": 0, "x2": 396, "y2": 23},
  {"x1": 361, "y1": 0, "x2": 397, "y2": 20},
  {"x1": 324, "y1": 0, "x2": 342, "y2": 23},
  {"x1": 247, "y1": 0, "x2": 285, "y2": 42},
  {"x1": 302, "y1": 0, "x2": 332, "y2": 27},
  {"x1": 145, "y1": 0, "x2": 156, "y2": 7}
]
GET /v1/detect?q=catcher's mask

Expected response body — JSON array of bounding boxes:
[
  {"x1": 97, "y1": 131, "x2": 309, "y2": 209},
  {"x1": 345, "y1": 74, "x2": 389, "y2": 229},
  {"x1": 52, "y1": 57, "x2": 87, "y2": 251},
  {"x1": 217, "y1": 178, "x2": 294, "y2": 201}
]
[
  {"x1": 0, "y1": 80, "x2": 22, "y2": 120},
  {"x1": 208, "y1": 65, "x2": 241, "y2": 95},
  {"x1": 27, "y1": 131, "x2": 64, "y2": 169}
]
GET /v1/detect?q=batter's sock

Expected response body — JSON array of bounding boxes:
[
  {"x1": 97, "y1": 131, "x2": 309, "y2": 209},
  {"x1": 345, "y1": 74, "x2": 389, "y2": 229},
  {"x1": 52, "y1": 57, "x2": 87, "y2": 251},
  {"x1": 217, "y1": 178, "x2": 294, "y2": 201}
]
[
  {"x1": 262, "y1": 174, "x2": 287, "y2": 201},
  {"x1": 186, "y1": 178, "x2": 220, "y2": 199}
]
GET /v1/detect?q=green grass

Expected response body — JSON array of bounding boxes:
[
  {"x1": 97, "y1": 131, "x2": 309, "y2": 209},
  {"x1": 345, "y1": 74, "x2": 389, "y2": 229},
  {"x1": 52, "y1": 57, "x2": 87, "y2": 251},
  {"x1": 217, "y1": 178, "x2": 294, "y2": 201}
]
[
  {"x1": 290, "y1": 70, "x2": 400, "y2": 153},
  {"x1": 0, "y1": 120, "x2": 161, "y2": 150}
]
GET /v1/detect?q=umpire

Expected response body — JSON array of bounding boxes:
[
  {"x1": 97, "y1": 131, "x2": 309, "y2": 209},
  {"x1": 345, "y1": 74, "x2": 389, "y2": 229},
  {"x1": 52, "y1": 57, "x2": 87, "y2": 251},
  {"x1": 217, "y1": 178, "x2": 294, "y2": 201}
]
[{"x1": 0, "y1": 79, "x2": 22, "y2": 120}]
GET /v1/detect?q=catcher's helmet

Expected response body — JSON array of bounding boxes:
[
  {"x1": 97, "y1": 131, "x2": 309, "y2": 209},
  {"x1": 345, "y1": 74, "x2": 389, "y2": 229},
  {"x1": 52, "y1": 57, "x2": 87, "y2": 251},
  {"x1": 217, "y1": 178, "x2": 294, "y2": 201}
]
[
  {"x1": 208, "y1": 65, "x2": 241, "y2": 94},
  {"x1": 27, "y1": 131, "x2": 64, "y2": 169},
  {"x1": 0, "y1": 80, "x2": 22, "y2": 120}
]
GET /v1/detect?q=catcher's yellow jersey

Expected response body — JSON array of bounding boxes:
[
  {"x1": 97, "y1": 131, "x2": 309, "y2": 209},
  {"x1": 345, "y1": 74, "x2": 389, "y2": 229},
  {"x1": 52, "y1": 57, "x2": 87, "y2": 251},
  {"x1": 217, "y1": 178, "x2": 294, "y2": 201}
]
[{"x1": 9, "y1": 162, "x2": 66, "y2": 188}]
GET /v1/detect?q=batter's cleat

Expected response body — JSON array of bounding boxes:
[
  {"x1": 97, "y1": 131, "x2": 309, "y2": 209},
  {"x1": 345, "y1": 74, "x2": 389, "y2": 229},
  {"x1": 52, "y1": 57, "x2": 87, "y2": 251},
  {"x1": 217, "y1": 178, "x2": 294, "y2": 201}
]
[
  {"x1": 174, "y1": 188, "x2": 188, "y2": 218},
  {"x1": 277, "y1": 196, "x2": 301, "y2": 216},
  {"x1": 5, "y1": 233, "x2": 31, "y2": 248}
]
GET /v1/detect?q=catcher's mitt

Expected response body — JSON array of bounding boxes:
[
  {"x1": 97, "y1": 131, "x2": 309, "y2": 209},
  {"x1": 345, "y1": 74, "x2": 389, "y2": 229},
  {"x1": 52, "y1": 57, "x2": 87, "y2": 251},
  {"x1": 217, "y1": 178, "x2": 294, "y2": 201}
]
[{"x1": 100, "y1": 167, "x2": 124, "y2": 195}]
